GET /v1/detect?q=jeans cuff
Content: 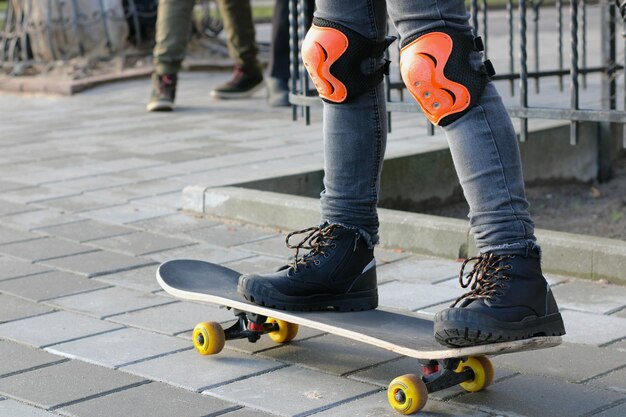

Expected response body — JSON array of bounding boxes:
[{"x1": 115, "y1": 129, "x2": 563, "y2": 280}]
[{"x1": 480, "y1": 240, "x2": 541, "y2": 258}]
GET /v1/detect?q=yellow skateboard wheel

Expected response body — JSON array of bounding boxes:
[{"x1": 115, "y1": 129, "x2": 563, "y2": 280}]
[
  {"x1": 387, "y1": 374, "x2": 428, "y2": 415},
  {"x1": 192, "y1": 322, "x2": 225, "y2": 355},
  {"x1": 266, "y1": 318, "x2": 299, "y2": 343},
  {"x1": 456, "y1": 356, "x2": 494, "y2": 392}
]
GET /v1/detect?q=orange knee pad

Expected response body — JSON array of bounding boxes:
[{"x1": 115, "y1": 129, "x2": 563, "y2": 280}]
[
  {"x1": 400, "y1": 28, "x2": 494, "y2": 126},
  {"x1": 302, "y1": 18, "x2": 395, "y2": 104}
]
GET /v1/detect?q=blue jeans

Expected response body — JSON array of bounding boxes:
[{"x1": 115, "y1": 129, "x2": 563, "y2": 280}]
[{"x1": 316, "y1": 0, "x2": 538, "y2": 256}]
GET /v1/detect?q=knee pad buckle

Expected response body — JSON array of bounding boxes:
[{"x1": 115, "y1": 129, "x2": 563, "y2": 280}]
[
  {"x1": 400, "y1": 28, "x2": 495, "y2": 126},
  {"x1": 302, "y1": 17, "x2": 395, "y2": 104}
]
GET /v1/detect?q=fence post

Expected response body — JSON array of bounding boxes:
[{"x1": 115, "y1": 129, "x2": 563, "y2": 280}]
[{"x1": 599, "y1": 0, "x2": 618, "y2": 181}]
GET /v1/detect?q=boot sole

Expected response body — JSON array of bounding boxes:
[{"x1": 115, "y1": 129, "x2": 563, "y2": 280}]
[
  {"x1": 237, "y1": 282, "x2": 378, "y2": 312},
  {"x1": 146, "y1": 101, "x2": 175, "y2": 112},
  {"x1": 434, "y1": 308, "x2": 566, "y2": 347}
]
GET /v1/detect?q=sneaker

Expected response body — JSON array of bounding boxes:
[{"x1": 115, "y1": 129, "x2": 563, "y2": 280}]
[
  {"x1": 146, "y1": 72, "x2": 177, "y2": 112},
  {"x1": 237, "y1": 224, "x2": 378, "y2": 311},
  {"x1": 267, "y1": 77, "x2": 290, "y2": 107},
  {"x1": 210, "y1": 66, "x2": 264, "y2": 99},
  {"x1": 434, "y1": 252, "x2": 566, "y2": 347}
]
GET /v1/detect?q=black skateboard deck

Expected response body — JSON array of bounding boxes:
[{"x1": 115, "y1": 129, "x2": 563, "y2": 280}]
[{"x1": 157, "y1": 259, "x2": 562, "y2": 414}]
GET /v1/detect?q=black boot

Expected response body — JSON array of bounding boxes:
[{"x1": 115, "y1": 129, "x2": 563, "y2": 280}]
[
  {"x1": 434, "y1": 252, "x2": 566, "y2": 347},
  {"x1": 237, "y1": 224, "x2": 378, "y2": 312}
]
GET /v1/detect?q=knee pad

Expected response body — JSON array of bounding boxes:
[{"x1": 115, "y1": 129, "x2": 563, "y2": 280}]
[
  {"x1": 302, "y1": 17, "x2": 395, "y2": 104},
  {"x1": 400, "y1": 28, "x2": 495, "y2": 126}
]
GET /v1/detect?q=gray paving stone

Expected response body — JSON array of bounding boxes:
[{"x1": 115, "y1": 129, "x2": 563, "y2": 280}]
[
  {"x1": 0, "y1": 257, "x2": 50, "y2": 281},
  {"x1": 129, "y1": 213, "x2": 219, "y2": 235},
  {"x1": 377, "y1": 257, "x2": 461, "y2": 284},
  {"x1": 0, "y1": 270, "x2": 109, "y2": 302},
  {"x1": 0, "y1": 180, "x2": 27, "y2": 192},
  {"x1": 0, "y1": 199, "x2": 36, "y2": 216},
  {"x1": 313, "y1": 391, "x2": 491, "y2": 417},
  {"x1": 206, "y1": 366, "x2": 379, "y2": 417},
  {"x1": 36, "y1": 194, "x2": 120, "y2": 213},
  {"x1": 589, "y1": 401, "x2": 626, "y2": 417},
  {"x1": 0, "y1": 311, "x2": 122, "y2": 348},
  {"x1": 258, "y1": 334, "x2": 400, "y2": 376},
  {"x1": 491, "y1": 343, "x2": 626, "y2": 383},
  {"x1": 0, "y1": 340, "x2": 65, "y2": 377},
  {"x1": 0, "y1": 225, "x2": 43, "y2": 245},
  {"x1": 37, "y1": 220, "x2": 135, "y2": 243},
  {"x1": 451, "y1": 373, "x2": 625, "y2": 417},
  {"x1": 614, "y1": 308, "x2": 626, "y2": 318},
  {"x1": 0, "y1": 360, "x2": 146, "y2": 410},
  {"x1": 107, "y1": 301, "x2": 234, "y2": 335},
  {"x1": 149, "y1": 244, "x2": 255, "y2": 265},
  {"x1": 123, "y1": 348, "x2": 284, "y2": 391},
  {"x1": 60, "y1": 381, "x2": 237, "y2": 417},
  {"x1": 0, "y1": 186, "x2": 80, "y2": 204},
  {"x1": 46, "y1": 287, "x2": 173, "y2": 319},
  {"x1": 39, "y1": 250, "x2": 156, "y2": 277},
  {"x1": 223, "y1": 255, "x2": 288, "y2": 274},
  {"x1": 551, "y1": 280, "x2": 626, "y2": 314},
  {"x1": 0, "y1": 294, "x2": 53, "y2": 324},
  {"x1": 92, "y1": 265, "x2": 162, "y2": 293},
  {"x1": 0, "y1": 399, "x2": 65, "y2": 417},
  {"x1": 87, "y1": 231, "x2": 195, "y2": 256},
  {"x1": 561, "y1": 310, "x2": 626, "y2": 345},
  {"x1": 377, "y1": 281, "x2": 463, "y2": 311},
  {"x1": 46, "y1": 327, "x2": 191, "y2": 368},
  {"x1": 224, "y1": 324, "x2": 324, "y2": 354},
  {"x1": 0, "y1": 237, "x2": 98, "y2": 262},
  {"x1": 186, "y1": 224, "x2": 280, "y2": 248},
  {"x1": 588, "y1": 367, "x2": 626, "y2": 393},
  {"x1": 80, "y1": 203, "x2": 173, "y2": 224},
  {"x1": 214, "y1": 407, "x2": 276, "y2": 417},
  {"x1": 375, "y1": 247, "x2": 413, "y2": 265},
  {"x1": 0, "y1": 210, "x2": 83, "y2": 231},
  {"x1": 234, "y1": 235, "x2": 291, "y2": 259}
]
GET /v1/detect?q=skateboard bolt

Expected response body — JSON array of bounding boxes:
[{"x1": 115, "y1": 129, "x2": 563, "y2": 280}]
[{"x1": 394, "y1": 390, "x2": 406, "y2": 404}]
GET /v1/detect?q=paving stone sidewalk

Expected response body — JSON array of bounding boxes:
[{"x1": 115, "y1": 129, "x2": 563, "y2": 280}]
[{"x1": 0, "y1": 68, "x2": 625, "y2": 417}]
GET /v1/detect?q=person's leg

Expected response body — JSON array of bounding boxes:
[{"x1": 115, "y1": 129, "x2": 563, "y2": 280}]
[
  {"x1": 211, "y1": 0, "x2": 264, "y2": 99},
  {"x1": 147, "y1": 0, "x2": 195, "y2": 111},
  {"x1": 267, "y1": 0, "x2": 314, "y2": 106},
  {"x1": 237, "y1": 0, "x2": 391, "y2": 311},
  {"x1": 387, "y1": 0, "x2": 565, "y2": 346}
]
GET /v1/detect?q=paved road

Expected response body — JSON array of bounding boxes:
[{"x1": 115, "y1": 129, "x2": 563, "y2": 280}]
[{"x1": 0, "y1": 69, "x2": 625, "y2": 417}]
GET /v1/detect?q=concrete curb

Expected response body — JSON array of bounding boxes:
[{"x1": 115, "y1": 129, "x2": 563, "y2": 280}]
[{"x1": 183, "y1": 186, "x2": 626, "y2": 285}]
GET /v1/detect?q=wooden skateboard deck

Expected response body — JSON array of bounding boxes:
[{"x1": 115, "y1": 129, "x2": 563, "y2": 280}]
[{"x1": 157, "y1": 259, "x2": 562, "y2": 414}]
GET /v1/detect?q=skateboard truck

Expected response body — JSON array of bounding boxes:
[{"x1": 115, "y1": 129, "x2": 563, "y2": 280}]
[
  {"x1": 419, "y1": 359, "x2": 475, "y2": 393},
  {"x1": 222, "y1": 310, "x2": 278, "y2": 343}
]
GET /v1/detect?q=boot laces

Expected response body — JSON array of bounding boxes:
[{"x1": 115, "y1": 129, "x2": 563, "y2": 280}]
[
  {"x1": 285, "y1": 224, "x2": 341, "y2": 272},
  {"x1": 451, "y1": 253, "x2": 512, "y2": 307}
]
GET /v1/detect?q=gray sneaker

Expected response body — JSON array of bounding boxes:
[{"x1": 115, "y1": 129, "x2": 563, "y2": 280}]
[
  {"x1": 146, "y1": 73, "x2": 177, "y2": 112},
  {"x1": 210, "y1": 66, "x2": 264, "y2": 99}
]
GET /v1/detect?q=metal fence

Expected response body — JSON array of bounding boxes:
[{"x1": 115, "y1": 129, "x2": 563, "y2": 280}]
[{"x1": 288, "y1": 0, "x2": 626, "y2": 166}]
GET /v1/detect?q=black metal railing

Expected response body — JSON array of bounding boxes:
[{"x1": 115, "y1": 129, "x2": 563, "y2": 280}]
[{"x1": 288, "y1": 0, "x2": 626, "y2": 156}]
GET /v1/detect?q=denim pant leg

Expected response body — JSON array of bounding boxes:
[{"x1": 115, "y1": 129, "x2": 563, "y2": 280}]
[
  {"x1": 315, "y1": 0, "x2": 388, "y2": 247},
  {"x1": 387, "y1": 0, "x2": 538, "y2": 256}
]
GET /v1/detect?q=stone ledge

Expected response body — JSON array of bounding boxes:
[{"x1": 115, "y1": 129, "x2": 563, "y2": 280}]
[{"x1": 182, "y1": 186, "x2": 626, "y2": 284}]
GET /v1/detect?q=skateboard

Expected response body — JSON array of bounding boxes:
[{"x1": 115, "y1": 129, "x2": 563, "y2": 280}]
[{"x1": 157, "y1": 259, "x2": 562, "y2": 415}]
